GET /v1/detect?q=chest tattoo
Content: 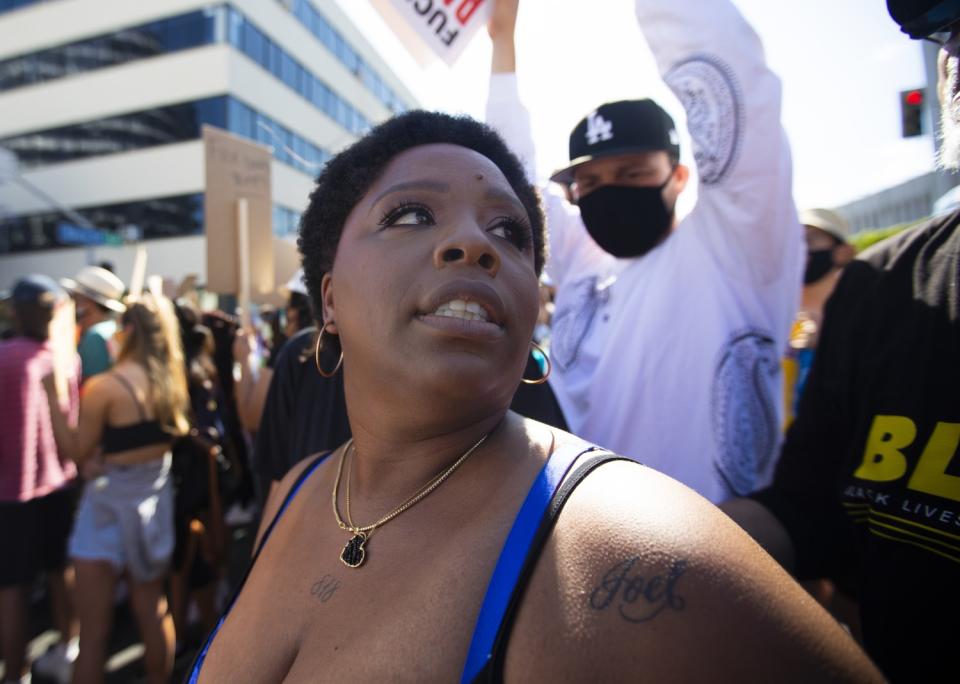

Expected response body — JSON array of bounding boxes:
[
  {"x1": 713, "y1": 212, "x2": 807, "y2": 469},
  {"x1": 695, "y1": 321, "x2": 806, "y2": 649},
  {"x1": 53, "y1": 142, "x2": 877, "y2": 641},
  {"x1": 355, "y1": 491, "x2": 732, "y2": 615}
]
[{"x1": 310, "y1": 574, "x2": 341, "y2": 604}]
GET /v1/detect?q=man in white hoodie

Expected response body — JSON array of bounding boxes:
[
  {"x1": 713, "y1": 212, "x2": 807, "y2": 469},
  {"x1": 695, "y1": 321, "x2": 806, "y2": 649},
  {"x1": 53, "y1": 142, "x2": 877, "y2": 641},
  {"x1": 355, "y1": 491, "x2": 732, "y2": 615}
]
[{"x1": 486, "y1": 0, "x2": 802, "y2": 502}]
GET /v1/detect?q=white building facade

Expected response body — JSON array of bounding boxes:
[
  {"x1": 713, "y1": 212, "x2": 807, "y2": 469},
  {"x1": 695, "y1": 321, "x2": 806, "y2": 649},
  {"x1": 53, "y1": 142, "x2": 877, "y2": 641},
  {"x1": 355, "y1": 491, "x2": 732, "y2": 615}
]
[{"x1": 0, "y1": 0, "x2": 418, "y2": 289}]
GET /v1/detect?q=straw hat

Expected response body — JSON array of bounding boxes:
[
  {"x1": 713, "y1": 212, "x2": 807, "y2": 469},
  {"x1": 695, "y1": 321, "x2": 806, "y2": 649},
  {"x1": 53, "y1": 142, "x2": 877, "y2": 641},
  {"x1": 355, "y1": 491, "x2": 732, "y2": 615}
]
[{"x1": 60, "y1": 266, "x2": 126, "y2": 313}]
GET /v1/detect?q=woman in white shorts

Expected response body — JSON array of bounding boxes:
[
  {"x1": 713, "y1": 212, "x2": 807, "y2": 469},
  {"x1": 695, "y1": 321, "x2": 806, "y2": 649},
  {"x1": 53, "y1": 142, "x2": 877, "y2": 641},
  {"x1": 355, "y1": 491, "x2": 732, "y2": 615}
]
[{"x1": 45, "y1": 292, "x2": 190, "y2": 684}]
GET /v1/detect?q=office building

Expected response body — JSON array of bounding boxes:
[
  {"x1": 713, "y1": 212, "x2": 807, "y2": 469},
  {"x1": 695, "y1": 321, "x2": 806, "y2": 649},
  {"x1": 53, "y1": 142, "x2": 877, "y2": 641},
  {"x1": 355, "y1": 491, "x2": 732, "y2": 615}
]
[{"x1": 0, "y1": 0, "x2": 418, "y2": 289}]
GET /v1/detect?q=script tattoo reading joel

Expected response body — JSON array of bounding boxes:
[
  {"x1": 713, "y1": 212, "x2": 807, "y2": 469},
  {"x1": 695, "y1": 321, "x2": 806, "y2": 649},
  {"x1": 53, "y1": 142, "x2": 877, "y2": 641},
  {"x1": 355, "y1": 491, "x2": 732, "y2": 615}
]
[
  {"x1": 310, "y1": 574, "x2": 341, "y2": 603},
  {"x1": 589, "y1": 557, "x2": 687, "y2": 623}
]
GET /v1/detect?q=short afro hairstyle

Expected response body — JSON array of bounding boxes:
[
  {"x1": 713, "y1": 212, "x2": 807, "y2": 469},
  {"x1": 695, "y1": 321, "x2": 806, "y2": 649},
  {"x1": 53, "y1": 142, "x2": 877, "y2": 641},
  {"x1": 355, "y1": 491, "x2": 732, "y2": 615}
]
[{"x1": 298, "y1": 110, "x2": 546, "y2": 322}]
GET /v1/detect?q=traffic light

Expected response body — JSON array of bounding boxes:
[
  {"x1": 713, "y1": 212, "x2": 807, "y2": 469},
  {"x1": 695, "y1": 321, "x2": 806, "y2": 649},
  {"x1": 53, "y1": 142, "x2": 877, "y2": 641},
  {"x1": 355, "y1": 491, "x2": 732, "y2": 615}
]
[{"x1": 900, "y1": 88, "x2": 924, "y2": 137}]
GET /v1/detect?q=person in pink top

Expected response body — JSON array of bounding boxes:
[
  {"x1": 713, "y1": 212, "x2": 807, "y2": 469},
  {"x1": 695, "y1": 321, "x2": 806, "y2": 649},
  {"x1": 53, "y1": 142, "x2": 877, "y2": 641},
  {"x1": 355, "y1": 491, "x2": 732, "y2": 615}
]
[{"x1": 0, "y1": 275, "x2": 81, "y2": 684}]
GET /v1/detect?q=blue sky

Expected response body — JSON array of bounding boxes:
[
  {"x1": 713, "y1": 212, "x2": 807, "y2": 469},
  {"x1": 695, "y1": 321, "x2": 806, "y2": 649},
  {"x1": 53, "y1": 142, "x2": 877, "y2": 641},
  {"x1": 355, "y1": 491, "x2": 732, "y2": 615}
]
[{"x1": 340, "y1": 0, "x2": 934, "y2": 210}]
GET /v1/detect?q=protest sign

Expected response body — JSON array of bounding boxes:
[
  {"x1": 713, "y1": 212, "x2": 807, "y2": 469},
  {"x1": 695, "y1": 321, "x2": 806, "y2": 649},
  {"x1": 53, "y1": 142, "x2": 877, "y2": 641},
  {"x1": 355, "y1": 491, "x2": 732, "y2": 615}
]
[
  {"x1": 250, "y1": 236, "x2": 301, "y2": 306},
  {"x1": 128, "y1": 245, "x2": 147, "y2": 300},
  {"x1": 203, "y1": 126, "x2": 274, "y2": 310},
  {"x1": 370, "y1": 0, "x2": 490, "y2": 66},
  {"x1": 268, "y1": 236, "x2": 301, "y2": 301}
]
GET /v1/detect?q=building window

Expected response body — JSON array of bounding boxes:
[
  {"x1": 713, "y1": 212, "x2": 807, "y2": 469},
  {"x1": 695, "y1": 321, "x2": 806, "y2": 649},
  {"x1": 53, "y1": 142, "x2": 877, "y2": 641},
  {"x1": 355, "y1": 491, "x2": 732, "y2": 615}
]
[
  {"x1": 226, "y1": 98, "x2": 330, "y2": 176},
  {"x1": 0, "y1": 8, "x2": 221, "y2": 90},
  {"x1": 0, "y1": 6, "x2": 376, "y2": 135},
  {"x1": 273, "y1": 204, "x2": 301, "y2": 238},
  {"x1": 224, "y1": 8, "x2": 370, "y2": 135},
  {"x1": 0, "y1": 193, "x2": 204, "y2": 253},
  {"x1": 280, "y1": 0, "x2": 406, "y2": 113},
  {"x1": 1, "y1": 192, "x2": 303, "y2": 253},
  {"x1": 0, "y1": 0, "x2": 48, "y2": 14},
  {"x1": 1, "y1": 97, "x2": 228, "y2": 167},
  {"x1": 0, "y1": 95, "x2": 331, "y2": 176}
]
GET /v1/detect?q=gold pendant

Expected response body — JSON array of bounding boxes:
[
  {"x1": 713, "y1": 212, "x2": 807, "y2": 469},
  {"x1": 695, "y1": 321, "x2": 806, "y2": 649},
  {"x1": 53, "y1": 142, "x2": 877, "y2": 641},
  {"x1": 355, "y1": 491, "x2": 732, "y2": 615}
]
[{"x1": 340, "y1": 533, "x2": 367, "y2": 568}]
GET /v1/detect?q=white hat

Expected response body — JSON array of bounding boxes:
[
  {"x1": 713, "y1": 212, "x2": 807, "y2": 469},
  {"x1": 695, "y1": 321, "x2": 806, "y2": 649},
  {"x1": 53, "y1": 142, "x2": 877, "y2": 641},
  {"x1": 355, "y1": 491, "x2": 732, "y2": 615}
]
[
  {"x1": 61, "y1": 266, "x2": 126, "y2": 313},
  {"x1": 799, "y1": 208, "x2": 851, "y2": 243}
]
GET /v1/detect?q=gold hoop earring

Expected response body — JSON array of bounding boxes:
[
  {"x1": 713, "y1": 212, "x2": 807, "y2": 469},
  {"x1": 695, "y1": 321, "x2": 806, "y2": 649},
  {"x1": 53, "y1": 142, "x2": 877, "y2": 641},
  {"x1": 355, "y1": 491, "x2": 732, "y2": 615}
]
[
  {"x1": 315, "y1": 325, "x2": 343, "y2": 378},
  {"x1": 522, "y1": 341, "x2": 551, "y2": 385}
]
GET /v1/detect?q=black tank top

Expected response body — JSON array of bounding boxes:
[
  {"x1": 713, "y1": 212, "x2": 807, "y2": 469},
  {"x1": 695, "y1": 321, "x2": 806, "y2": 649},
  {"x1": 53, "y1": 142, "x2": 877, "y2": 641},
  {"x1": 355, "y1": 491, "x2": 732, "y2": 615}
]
[{"x1": 101, "y1": 373, "x2": 172, "y2": 454}]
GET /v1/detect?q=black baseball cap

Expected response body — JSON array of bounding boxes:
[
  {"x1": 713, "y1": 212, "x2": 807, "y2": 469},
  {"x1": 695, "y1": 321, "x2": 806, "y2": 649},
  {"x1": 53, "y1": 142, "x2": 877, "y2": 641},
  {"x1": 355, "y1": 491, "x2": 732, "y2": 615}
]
[
  {"x1": 9, "y1": 275, "x2": 65, "y2": 309},
  {"x1": 888, "y1": 0, "x2": 960, "y2": 39},
  {"x1": 549, "y1": 99, "x2": 680, "y2": 185}
]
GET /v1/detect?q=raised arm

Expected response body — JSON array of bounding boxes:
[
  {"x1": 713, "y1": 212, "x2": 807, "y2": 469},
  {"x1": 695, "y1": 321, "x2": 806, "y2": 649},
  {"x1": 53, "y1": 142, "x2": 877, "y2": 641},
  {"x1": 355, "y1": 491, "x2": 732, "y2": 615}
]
[
  {"x1": 636, "y1": 0, "x2": 803, "y2": 286},
  {"x1": 232, "y1": 328, "x2": 272, "y2": 432},
  {"x1": 484, "y1": 0, "x2": 610, "y2": 286},
  {"x1": 488, "y1": 0, "x2": 517, "y2": 76},
  {"x1": 485, "y1": 0, "x2": 536, "y2": 184}
]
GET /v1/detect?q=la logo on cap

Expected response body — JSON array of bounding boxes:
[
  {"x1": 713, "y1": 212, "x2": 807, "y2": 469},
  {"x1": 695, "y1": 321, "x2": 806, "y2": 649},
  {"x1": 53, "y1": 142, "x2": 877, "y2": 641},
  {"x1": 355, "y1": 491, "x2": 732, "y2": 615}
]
[{"x1": 585, "y1": 111, "x2": 613, "y2": 145}]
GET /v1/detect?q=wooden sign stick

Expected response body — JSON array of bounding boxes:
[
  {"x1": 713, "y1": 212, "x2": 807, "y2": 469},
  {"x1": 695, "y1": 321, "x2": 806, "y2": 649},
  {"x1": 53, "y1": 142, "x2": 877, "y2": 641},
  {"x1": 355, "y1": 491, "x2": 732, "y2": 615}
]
[{"x1": 237, "y1": 197, "x2": 252, "y2": 329}]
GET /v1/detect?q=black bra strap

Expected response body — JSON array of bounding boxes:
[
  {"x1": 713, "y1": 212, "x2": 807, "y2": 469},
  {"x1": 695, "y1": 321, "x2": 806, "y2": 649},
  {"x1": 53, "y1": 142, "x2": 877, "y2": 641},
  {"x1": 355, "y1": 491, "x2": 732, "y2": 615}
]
[
  {"x1": 480, "y1": 452, "x2": 633, "y2": 683},
  {"x1": 111, "y1": 372, "x2": 147, "y2": 421}
]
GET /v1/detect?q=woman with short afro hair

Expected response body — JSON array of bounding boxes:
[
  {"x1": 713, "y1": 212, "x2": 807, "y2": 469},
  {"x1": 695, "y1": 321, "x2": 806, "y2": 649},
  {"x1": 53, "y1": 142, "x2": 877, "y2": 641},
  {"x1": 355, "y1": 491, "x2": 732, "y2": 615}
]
[
  {"x1": 298, "y1": 110, "x2": 546, "y2": 293},
  {"x1": 188, "y1": 111, "x2": 880, "y2": 683}
]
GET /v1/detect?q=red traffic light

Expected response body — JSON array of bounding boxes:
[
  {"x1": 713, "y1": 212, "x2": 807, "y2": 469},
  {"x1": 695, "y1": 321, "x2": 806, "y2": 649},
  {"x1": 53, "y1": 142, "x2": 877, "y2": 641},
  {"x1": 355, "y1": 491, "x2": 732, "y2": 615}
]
[{"x1": 900, "y1": 88, "x2": 925, "y2": 137}]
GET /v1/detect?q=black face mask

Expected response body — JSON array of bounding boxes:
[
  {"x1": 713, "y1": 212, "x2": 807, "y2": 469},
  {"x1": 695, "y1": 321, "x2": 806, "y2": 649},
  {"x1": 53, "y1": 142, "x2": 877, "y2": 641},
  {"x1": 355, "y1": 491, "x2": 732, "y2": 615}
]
[
  {"x1": 804, "y1": 249, "x2": 835, "y2": 284},
  {"x1": 577, "y1": 180, "x2": 674, "y2": 258}
]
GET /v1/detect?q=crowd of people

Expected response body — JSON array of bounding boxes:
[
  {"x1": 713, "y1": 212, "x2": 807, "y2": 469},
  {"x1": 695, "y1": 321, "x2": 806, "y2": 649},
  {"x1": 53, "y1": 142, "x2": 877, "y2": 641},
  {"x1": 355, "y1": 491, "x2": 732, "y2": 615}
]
[
  {"x1": 0, "y1": 264, "x2": 273, "y2": 683},
  {"x1": 0, "y1": 0, "x2": 956, "y2": 682}
]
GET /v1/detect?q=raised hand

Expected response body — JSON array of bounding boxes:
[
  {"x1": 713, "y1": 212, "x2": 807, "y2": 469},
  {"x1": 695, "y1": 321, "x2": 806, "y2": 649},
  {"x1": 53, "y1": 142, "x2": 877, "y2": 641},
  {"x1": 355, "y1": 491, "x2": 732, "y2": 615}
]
[
  {"x1": 487, "y1": 0, "x2": 519, "y2": 41},
  {"x1": 232, "y1": 327, "x2": 254, "y2": 364},
  {"x1": 488, "y1": 0, "x2": 519, "y2": 73}
]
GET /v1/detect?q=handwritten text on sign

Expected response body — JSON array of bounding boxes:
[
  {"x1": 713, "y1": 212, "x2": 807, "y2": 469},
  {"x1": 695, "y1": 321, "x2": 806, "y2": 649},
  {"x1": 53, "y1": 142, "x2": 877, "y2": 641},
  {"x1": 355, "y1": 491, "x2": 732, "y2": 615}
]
[{"x1": 203, "y1": 125, "x2": 273, "y2": 295}]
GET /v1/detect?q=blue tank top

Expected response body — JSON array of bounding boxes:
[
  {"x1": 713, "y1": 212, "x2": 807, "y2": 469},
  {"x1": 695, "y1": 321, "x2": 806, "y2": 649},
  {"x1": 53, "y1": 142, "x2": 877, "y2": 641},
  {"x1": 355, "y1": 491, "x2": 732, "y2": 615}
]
[{"x1": 187, "y1": 443, "x2": 625, "y2": 683}]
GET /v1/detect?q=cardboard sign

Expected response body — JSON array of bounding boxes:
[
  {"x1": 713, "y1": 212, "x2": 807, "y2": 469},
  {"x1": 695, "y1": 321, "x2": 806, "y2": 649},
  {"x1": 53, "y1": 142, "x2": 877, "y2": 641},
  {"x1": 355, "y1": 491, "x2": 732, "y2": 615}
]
[
  {"x1": 371, "y1": 0, "x2": 491, "y2": 66},
  {"x1": 270, "y1": 236, "x2": 302, "y2": 298},
  {"x1": 128, "y1": 245, "x2": 147, "y2": 300},
  {"x1": 203, "y1": 125, "x2": 274, "y2": 298},
  {"x1": 251, "y1": 236, "x2": 303, "y2": 307}
]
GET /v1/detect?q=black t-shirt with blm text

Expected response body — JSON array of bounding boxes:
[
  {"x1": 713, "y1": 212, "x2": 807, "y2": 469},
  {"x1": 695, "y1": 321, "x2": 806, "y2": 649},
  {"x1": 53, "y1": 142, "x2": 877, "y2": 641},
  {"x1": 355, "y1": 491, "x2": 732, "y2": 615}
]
[{"x1": 751, "y1": 211, "x2": 960, "y2": 682}]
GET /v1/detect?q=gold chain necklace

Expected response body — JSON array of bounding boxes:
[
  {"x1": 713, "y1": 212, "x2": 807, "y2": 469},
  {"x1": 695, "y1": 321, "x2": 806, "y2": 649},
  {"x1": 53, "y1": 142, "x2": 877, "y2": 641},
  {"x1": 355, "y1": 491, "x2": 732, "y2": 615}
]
[{"x1": 331, "y1": 433, "x2": 489, "y2": 568}]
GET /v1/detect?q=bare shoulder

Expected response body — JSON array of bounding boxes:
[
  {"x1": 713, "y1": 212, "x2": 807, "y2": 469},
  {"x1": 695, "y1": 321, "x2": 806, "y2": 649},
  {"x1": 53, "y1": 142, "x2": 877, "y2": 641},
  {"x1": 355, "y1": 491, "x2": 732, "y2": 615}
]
[
  {"x1": 504, "y1": 459, "x2": 883, "y2": 682},
  {"x1": 80, "y1": 371, "x2": 112, "y2": 396},
  {"x1": 79, "y1": 372, "x2": 118, "y2": 408}
]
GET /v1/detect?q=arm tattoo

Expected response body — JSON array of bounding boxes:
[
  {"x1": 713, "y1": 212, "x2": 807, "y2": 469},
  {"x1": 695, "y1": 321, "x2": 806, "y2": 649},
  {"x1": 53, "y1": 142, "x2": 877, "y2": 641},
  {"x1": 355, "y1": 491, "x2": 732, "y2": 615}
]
[
  {"x1": 589, "y1": 557, "x2": 687, "y2": 623},
  {"x1": 310, "y1": 574, "x2": 341, "y2": 603}
]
